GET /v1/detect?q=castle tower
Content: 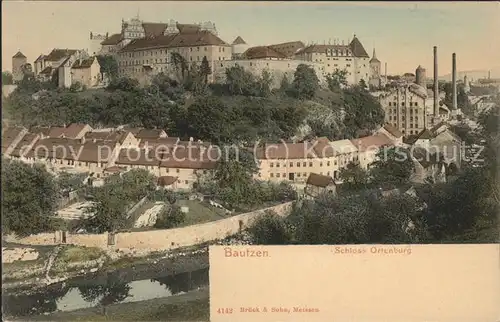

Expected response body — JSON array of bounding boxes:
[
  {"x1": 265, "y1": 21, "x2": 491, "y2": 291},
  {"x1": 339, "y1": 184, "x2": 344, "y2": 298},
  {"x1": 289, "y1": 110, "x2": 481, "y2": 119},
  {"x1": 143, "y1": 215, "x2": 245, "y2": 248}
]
[
  {"x1": 464, "y1": 74, "x2": 470, "y2": 93},
  {"x1": 369, "y1": 48, "x2": 381, "y2": 88},
  {"x1": 231, "y1": 36, "x2": 248, "y2": 59},
  {"x1": 12, "y1": 51, "x2": 27, "y2": 83},
  {"x1": 415, "y1": 65, "x2": 427, "y2": 88},
  {"x1": 89, "y1": 32, "x2": 108, "y2": 55}
]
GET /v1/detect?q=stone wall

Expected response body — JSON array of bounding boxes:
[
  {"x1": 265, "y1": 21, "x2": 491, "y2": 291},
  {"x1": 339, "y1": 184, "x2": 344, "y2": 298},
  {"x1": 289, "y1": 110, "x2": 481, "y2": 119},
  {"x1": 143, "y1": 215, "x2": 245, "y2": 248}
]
[{"x1": 5, "y1": 202, "x2": 293, "y2": 251}]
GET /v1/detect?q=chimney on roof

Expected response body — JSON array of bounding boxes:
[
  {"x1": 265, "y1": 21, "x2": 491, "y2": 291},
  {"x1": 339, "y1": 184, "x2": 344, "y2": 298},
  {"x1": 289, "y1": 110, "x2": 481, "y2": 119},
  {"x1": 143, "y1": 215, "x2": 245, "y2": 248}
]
[
  {"x1": 452, "y1": 53, "x2": 457, "y2": 110},
  {"x1": 433, "y1": 46, "x2": 439, "y2": 116}
]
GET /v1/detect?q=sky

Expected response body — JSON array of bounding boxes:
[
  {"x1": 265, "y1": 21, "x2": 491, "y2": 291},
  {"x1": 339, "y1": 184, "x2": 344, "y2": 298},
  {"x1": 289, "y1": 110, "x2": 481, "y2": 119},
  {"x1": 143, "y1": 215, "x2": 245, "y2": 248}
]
[{"x1": 2, "y1": 1, "x2": 499, "y2": 76}]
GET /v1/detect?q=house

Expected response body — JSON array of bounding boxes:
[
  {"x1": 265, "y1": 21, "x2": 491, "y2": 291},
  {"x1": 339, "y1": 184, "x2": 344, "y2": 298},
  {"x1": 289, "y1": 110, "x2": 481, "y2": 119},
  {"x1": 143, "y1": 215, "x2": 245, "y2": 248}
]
[
  {"x1": 30, "y1": 124, "x2": 92, "y2": 140},
  {"x1": 157, "y1": 176, "x2": 179, "y2": 190},
  {"x1": 350, "y1": 133, "x2": 394, "y2": 169},
  {"x1": 84, "y1": 130, "x2": 139, "y2": 148},
  {"x1": 71, "y1": 56, "x2": 103, "y2": 88},
  {"x1": 304, "y1": 173, "x2": 336, "y2": 198},
  {"x1": 377, "y1": 123, "x2": 404, "y2": 146},
  {"x1": 410, "y1": 147, "x2": 447, "y2": 184},
  {"x1": 24, "y1": 138, "x2": 119, "y2": 177},
  {"x1": 9, "y1": 133, "x2": 41, "y2": 160}
]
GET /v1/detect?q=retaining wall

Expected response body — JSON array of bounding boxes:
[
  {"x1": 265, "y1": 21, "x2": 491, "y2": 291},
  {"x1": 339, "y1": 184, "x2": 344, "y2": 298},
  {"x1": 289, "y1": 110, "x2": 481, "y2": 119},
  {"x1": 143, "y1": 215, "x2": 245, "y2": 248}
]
[{"x1": 5, "y1": 202, "x2": 293, "y2": 251}]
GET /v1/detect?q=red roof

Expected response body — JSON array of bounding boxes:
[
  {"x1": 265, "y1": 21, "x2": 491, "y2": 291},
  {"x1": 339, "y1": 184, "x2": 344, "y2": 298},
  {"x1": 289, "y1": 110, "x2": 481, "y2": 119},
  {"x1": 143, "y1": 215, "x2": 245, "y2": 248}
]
[{"x1": 350, "y1": 133, "x2": 393, "y2": 152}]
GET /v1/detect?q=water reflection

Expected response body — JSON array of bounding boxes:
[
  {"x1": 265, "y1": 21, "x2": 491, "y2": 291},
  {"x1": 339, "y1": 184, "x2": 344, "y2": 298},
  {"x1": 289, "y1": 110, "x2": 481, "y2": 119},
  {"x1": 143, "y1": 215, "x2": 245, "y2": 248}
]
[{"x1": 2, "y1": 268, "x2": 209, "y2": 318}]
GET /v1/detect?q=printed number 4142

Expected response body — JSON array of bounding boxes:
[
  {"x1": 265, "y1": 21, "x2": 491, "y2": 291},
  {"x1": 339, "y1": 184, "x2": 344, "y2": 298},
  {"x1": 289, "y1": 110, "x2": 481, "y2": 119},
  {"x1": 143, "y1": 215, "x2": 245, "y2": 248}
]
[{"x1": 217, "y1": 308, "x2": 233, "y2": 314}]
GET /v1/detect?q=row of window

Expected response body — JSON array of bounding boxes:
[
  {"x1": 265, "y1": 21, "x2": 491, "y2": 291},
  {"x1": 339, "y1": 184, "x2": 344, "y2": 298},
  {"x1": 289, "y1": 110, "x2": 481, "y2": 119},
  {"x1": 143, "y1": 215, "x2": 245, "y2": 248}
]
[
  {"x1": 387, "y1": 108, "x2": 422, "y2": 114},
  {"x1": 388, "y1": 115, "x2": 420, "y2": 123},
  {"x1": 388, "y1": 101, "x2": 420, "y2": 107},
  {"x1": 119, "y1": 46, "x2": 229, "y2": 59},
  {"x1": 269, "y1": 156, "x2": 358, "y2": 168}
]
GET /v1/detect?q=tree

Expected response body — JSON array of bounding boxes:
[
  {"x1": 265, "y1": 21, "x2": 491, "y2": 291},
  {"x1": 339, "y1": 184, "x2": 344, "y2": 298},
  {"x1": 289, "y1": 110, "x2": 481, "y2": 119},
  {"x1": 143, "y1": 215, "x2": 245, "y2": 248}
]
[
  {"x1": 154, "y1": 205, "x2": 186, "y2": 229},
  {"x1": 370, "y1": 147, "x2": 415, "y2": 186},
  {"x1": 185, "y1": 96, "x2": 238, "y2": 144},
  {"x1": 325, "y1": 69, "x2": 348, "y2": 91},
  {"x1": 225, "y1": 65, "x2": 256, "y2": 96},
  {"x1": 358, "y1": 79, "x2": 367, "y2": 89},
  {"x1": 200, "y1": 56, "x2": 212, "y2": 84},
  {"x1": 107, "y1": 77, "x2": 139, "y2": 92},
  {"x1": 248, "y1": 211, "x2": 292, "y2": 244},
  {"x1": 213, "y1": 148, "x2": 259, "y2": 208},
  {"x1": 342, "y1": 85, "x2": 385, "y2": 137},
  {"x1": 279, "y1": 75, "x2": 290, "y2": 93},
  {"x1": 2, "y1": 159, "x2": 62, "y2": 236},
  {"x1": 96, "y1": 55, "x2": 119, "y2": 80},
  {"x1": 290, "y1": 64, "x2": 320, "y2": 100},
  {"x1": 339, "y1": 161, "x2": 369, "y2": 191},
  {"x1": 2, "y1": 71, "x2": 13, "y2": 85}
]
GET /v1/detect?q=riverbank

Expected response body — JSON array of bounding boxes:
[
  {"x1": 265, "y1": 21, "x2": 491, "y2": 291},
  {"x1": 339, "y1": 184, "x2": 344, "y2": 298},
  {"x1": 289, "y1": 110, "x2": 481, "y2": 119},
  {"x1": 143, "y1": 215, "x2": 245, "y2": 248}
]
[{"x1": 14, "y1": 287, "x2": 210, "y2": 321}]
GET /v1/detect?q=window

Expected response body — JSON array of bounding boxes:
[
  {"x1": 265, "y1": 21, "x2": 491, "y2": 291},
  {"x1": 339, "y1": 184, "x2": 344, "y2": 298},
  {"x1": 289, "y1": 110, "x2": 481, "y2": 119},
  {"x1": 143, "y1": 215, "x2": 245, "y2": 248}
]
[
  {"x1": 327, "y1": 161, "x2": 330, "y2": 166},
  {"x1": 303, "y1": 172, "x2": 307, "y2": 177},
  {"x1": 297, "y1": 162, "x2": 300, "y2": 167},
  {"x1": 309, "y1": 162, "x2": 313, "y2": 167},
  {"x1": 290, "y1": 162, "x2": 293, "y2": 167},
  {"x1": 402, "y1": 102, "x2": 405, "y2": 106},
  {"x1": 276, "y1": 163, "x2": 280, "y2": 168},
  {"x1": 197, "y1": 47, "x2": 200, "y2": 51},
  {"x1": 270, "y1": 162, "x2": 274, "y2": 167},
  {"x1": 297, "y1": 173, "x2": 301, "y2": 177},
  {"x1": 320, "y1": 162, "x2": 323, "y2": 167},
  {"x1": 204, "y1": 47, "x2": 207, "y2": 51},
  {"x1": 176, "y1": 169, "x2": 180, "y2": 173},
  {"x1": 270, "y1": 173, "x2": 274, "y2": 178},
  {"x1": 303, "y1": 162, "x2": 306, "y2": 167},
  {"x1": 389, "y1": 102, "x2": 392, "y2": 106}
]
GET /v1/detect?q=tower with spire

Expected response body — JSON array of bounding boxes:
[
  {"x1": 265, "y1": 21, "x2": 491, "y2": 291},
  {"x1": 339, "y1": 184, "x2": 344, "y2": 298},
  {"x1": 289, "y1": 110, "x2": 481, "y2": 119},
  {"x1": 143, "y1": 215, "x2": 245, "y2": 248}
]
[
  {"x1": 369, "y1": 48, "x2": 382, "y2": 88},
  {"x1": 12, "y1": 51, "x2": 27, "y2": 83}
]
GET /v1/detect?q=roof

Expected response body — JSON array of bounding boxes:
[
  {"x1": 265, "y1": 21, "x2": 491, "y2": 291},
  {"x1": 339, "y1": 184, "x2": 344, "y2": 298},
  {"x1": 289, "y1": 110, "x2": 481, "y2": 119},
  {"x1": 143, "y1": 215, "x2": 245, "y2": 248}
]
[
  {"x1": 13, "y1": 51, "x2": 26, "y2": 59},
  {"x1": 296, "y1": 44, "x2": 350, "y2": 55},
  {"x1": 101, "y1": 33, "x2": 123, "y2": 46},
  {"x1": 1, "y1": 127, "x2": 25, "y2": 153},
  {"x1": 369, "y1": 48, "x2": 380, "y2": 63},
  {"x1": 115, "y1": 145, "x2": 219, "y2": 169},
  {"x1": 158, "y1": 176, "x2": 178, "y2": 186},
  {"x1": 30, "y1": 126, "x2": 51, "y2": 136},
  {"x1": 139, "y1": 137, "x2": 180, "y2": 149},
  {"x1": 411, "y1": 146, "x2": 441, "y2": 168},
  {"x1": 232, "y1": 36, "x2": 247, "y2": 45},
  {"x1": 10, "y1": 133, "x2": 40, "y2": 157},
  {"x1": 349, "y1": 36, "x2": 369, "y2": 58},
  {"x1": 429, "y1": 121, "x2": 447, "y2": 135},
  {"x1": 44, "y1": 49, "x2": 78, "y2": 62},
  {"x1": 268, "y1": 41, "x2": 305, "y2": 57},
  {"x1": 416, "y1": 128, "x2": 434, "y2": 140},
  {"x1": 64, "y1": 123, "x2": 90, "y2": 138},
  {"x1": 104, "y1": 166, "x2": 126, "y2": 173},
  {"x1": 119, "y1": 31, "x2": 228, "y2": 52},
  {"x1": 142, "y1": 22, "x2": 169, "y2": 38},
  {"x1": 35, "y1": 54, "x2": 46, "y2": 63},
  {"x1": 40, "y1": 66, "x2": 53, "y2": 75},
  {"x1": 26, "y1": 138, "x2": 115, "y2": 162},
  {"x1": 72, "y1": 57, "x2": 97, "y2": 69},
  {"x1": 350, "y1": 133, "x2": 393, "y2": 152},
  {"x1": 242, "y1": 46, "x2": 287, "y2": 60},
  {"x1": 85, "y1": 130, "x2": 131, "y2": 144},
  {"x1": 329, "y1": 139, "x2": 358, "y2": 155},
  {"x1": 254, "y1": 140, "x2": 336, "y2": 160},
  {"x1": 416, "y1": 65, "x2": 426, "y2": 71},
  {"x1": 135, "y1": 129, "x2": 166, "y2": 140},
  {"x1": 383, "y1": 123, "x2": 403, "y2": 138},
  {"x1": 306, "y1": 173, "x2": 335, "y2": 188}
]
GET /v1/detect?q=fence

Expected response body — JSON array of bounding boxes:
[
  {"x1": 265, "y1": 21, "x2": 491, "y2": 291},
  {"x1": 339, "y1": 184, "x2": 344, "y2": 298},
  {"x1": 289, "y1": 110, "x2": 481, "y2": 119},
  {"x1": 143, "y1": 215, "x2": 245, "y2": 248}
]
[{"x1": 5, "y1": 202, "x2": 294, "y2": 251}]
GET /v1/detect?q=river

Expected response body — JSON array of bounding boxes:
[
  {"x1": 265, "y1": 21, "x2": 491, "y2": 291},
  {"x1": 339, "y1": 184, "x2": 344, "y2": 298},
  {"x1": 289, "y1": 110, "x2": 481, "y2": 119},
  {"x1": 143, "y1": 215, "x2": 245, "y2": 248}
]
[{"x1": 2, "y1": 267, "x2": 209, "y2": 318}]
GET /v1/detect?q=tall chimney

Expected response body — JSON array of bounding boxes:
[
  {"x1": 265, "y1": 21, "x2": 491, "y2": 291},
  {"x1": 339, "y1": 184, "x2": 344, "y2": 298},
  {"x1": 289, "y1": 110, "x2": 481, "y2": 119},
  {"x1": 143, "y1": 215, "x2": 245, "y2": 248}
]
[
  {"x1": 452, "y1": 53, "x2": 457, "y2": 110},
  {"x1": 385, "y1": 62, "x2": 387, "y2": 82},
  {"x1": 433, "y1": 46, "x2": 439, "y2": 116}
]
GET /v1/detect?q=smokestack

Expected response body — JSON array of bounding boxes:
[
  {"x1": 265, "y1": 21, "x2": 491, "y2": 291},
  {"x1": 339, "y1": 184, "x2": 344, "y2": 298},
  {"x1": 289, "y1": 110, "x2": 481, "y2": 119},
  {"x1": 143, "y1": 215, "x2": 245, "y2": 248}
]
[
  {"x1": 433, "y1": 46, "x2": 439, "y2": 116},
  {"x1": 385, "y1": 62, "x2": 387, "y2": 81},
  {"x1": 452, "y1": 53, "x2": 457, "y2": 110}
]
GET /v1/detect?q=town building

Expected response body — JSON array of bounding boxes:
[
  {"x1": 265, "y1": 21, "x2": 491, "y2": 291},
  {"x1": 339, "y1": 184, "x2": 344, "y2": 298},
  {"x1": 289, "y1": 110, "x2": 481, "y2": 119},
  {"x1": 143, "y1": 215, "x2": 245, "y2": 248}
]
[
  {"x1": 293, "y1": 36, "x2": 372, "y2": 85},
  {"x1": 378, "y1": 82, "x2": 429, "y2": 136},
  {"x1": 70, "y1": 57, "x2": 103, "y2": 88},
  {"x1": 369, "y1": 48, "x2": 382, "y2": 88},
  {"x1": 304, "y1": 173, "x2": 337, "y2": 198},
  {"x1": 12, "y1": 51, "x2": 28, "y2": 83}
]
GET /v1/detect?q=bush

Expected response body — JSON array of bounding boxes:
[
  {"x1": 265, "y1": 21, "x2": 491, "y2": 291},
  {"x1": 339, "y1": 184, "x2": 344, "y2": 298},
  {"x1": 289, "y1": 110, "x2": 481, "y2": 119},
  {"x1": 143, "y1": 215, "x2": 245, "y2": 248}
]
[{"x1": 154, "y1": 206, "x2": 186, "y2": 229}]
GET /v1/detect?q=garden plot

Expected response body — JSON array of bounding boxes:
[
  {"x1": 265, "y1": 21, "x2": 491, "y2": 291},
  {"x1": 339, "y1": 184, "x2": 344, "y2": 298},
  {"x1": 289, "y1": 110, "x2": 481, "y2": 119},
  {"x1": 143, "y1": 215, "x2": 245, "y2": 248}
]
[
  {"x1": 56, "y1": 202, "x2": 95, "y2": 221},
  {"x1": 134, "y1": 202, "x2": 166, "y2": 228}
]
